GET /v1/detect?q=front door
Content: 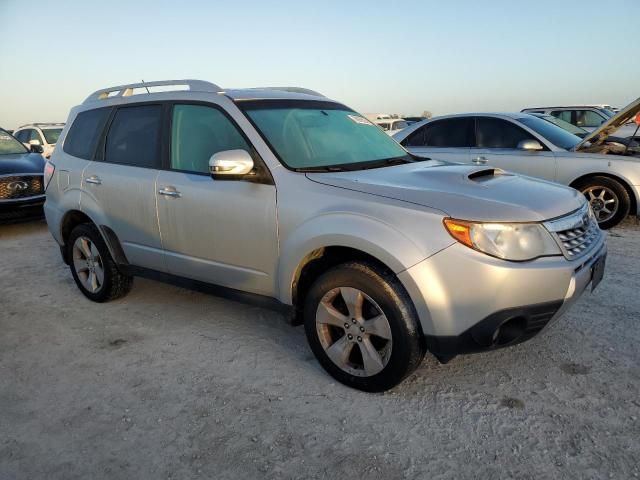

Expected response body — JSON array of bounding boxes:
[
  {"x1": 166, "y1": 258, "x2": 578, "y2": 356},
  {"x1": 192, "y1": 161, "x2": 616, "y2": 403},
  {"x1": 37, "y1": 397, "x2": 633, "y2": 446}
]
[
  {"x1": 155, "y1": 103, "x2": 278, "y2": 296},
  {"x1": 470, "y1": 117, "x2": 557, "y2": 181}
]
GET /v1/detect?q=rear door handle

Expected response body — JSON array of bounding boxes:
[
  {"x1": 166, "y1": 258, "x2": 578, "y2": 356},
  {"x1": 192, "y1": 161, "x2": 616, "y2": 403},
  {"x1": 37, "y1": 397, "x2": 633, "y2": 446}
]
[
  {"x1": 472, "y1": 156, "x2": 488, "y2": 164},
  {"x1": 158, "y1": 186, "x2": 181, "y2": 198},
  {"x1": 85, "y1": 175, "x2": 102, "y2": 185}
]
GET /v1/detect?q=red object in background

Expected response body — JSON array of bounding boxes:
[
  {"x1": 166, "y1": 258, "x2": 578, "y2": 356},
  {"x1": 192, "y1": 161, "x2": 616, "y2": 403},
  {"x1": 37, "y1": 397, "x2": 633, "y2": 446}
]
[{"x1": 635, "y1": 113, "x2": 640, "y2": 126}]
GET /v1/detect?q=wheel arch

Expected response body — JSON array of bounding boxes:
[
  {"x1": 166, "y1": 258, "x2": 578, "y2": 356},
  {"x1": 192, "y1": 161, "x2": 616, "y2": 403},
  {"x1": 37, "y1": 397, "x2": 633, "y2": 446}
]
[
  {"x1": 569, "y1": 172, "x2": 637, "y2": 216},
  {"x1": 59, "y1": 209, "x2": 128, "y2": 266}
]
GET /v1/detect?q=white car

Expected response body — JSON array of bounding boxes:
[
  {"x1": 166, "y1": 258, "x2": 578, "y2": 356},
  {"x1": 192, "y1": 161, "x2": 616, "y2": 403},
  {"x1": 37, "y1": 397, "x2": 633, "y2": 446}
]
[
  {"x1": 394, "y1": 98, "x2": 640, "y2": 229},
  {"x1": 374, "y1": 118, "x2": 410, "y2": 135},
  {"x1": 13, "y1": 123, "x2": 65, "y2": 159}
]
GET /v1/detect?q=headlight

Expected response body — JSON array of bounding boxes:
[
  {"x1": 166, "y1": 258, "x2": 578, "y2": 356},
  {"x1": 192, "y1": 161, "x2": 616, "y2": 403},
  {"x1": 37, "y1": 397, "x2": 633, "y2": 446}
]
[{"x1": 443, "y1": 218, "x2": 562, "y2": 261}]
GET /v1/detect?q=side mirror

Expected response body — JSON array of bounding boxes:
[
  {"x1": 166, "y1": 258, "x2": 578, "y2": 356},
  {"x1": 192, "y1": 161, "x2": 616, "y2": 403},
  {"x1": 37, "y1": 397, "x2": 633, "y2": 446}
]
[
  {"x1": 517, "y1": 139, "x2": 544, "y2": 151},
  {"x1": 209, "y1": 149, "x2": 254, "y2": 180},
  {"x1": 30, "y1": 144, "x2": 44, "y2": 154},
  {"x1": 29, "y1": 139, "x2": 41, "y2": 146}
]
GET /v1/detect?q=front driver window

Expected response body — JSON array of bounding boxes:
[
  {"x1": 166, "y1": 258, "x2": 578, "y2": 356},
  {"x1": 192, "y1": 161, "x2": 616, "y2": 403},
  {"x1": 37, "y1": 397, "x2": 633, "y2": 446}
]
[
  {"x1": 476, "y1": 118, "x2": 535, "y2": 149},
  {"x1": 171, "y1": 104, "x2": 251, "y2": 174},
  {"x1": 423, "y1": 118, "x2": 470, "y2": 147}
]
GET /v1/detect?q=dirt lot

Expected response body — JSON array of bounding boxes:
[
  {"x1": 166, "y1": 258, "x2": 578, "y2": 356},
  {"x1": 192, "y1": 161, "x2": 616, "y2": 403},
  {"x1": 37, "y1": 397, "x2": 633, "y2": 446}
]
[{"x1": 0, "y1": 218, "x2": 639, "y2": 480}]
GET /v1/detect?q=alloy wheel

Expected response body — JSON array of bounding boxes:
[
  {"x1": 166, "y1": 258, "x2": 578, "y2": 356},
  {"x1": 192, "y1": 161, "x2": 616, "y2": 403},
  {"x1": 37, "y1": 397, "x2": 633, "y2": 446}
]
[
  {"x1": 72, "y1": 236, "x2": 105, "y2": 293},
  {"x1": 583, "y1": 186, "x2": 619, "y2": 223},
  {"x1": 315, "y1": 287, "x2": 392, "y2": 377}
]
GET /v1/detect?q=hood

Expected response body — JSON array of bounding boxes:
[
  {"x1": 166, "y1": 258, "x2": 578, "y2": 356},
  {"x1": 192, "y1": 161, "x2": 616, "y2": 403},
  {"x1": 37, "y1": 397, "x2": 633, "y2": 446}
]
[
  {"x1": 575, "y1": 97, "x2": 640, "y2": 151},
  {"x1": 0, "y1": 153, "x2": 45, "y2": 175},
  {"x1": 306, "y1": 161, "x2": 585, "y2": 222}
]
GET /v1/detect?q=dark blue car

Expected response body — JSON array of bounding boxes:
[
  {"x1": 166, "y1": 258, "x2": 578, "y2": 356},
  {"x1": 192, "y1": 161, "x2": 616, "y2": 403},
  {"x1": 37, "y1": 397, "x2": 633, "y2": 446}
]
[{"x1": 0, "y1": 128, "x2": 46, "y2": 221}]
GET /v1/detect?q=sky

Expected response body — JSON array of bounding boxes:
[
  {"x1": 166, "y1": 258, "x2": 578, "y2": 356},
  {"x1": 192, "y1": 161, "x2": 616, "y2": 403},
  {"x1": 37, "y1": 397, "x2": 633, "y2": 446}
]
[{"x1": 1, "y1": 0, "x2": 638, "y2": 129}]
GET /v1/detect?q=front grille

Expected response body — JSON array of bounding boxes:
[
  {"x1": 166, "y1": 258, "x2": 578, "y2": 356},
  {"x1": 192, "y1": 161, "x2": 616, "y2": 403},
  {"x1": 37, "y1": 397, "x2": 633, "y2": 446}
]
[
  {"x1": 544, "y1": 204, "x2": 602, "y2": 260},
  {"x1": 0, "y1": 175, "x2": 44, "y2": 200},
  {"x1": 556, "y1": 220, "x2": 601, "y2": 258}
]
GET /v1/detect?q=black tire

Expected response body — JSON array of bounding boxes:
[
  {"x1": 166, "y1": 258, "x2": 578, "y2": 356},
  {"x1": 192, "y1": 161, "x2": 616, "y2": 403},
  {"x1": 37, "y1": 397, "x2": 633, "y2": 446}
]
[
  {"x1": 67, "y1": 223, "x2": 133, "y2": 302},
  {"x1": 303, "y1": 261, "x2": 425, "y2": 392},
  {"x1": 574, "y1": 176, "x2": 630, "y2": 230}
]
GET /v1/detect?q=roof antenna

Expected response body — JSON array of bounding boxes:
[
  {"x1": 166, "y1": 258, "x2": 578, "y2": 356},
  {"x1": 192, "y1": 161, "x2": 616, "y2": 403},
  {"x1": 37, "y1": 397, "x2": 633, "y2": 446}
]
[{"x1": 141, "y1": 79, "x2": 150, "y2": 94}]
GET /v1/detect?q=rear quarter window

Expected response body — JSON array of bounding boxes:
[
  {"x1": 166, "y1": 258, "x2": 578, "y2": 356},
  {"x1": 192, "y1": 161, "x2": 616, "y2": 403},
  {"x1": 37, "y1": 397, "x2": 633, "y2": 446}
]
[{"x1": 64, "y1": 108, "x2": 112, "y2": 159}]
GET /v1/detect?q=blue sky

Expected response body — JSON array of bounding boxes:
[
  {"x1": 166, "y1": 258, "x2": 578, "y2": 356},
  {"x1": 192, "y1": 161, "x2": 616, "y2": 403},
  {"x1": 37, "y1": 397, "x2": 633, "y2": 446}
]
[{"x1": 1, "y1": 0, "x2": 638, "y2": 128}]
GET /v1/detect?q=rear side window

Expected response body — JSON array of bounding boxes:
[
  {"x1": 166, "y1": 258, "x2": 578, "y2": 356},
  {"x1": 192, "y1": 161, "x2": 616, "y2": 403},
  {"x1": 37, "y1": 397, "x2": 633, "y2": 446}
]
[
  {"x1": 171, "y1": 104, "x2": 251, "y2": 174},
  {"x1": 415, "y1": 118, "x2": 471, "y2": 147},
  {"x1": 476, "y1": 117, "x2": 535, "y2": 149},
  {"x1": 105, "y1": 105, "x2": 162, "y2": 168},
  {"x1": 64, "y1": 108, "x2": 111, "y2": 159},
  {"x1": 550, "y1": 110, "x2": 572, "y2": 123}
]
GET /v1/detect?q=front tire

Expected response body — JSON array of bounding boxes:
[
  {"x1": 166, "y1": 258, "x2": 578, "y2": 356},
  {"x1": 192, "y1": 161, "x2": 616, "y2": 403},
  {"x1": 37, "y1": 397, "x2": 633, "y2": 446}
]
[
  {"x1": 575, "y1": 176, "x2": 630, "y2": 229},
  {"x1": 303, "y1": 262, "x2": 425, "y2": 392},
  {"x1": 67, "y1": 223, "x2": 133, "y2": 302}
]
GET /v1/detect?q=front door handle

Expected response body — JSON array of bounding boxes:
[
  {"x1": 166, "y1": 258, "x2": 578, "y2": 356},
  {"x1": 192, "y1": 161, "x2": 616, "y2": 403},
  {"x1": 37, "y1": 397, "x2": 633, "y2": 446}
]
[
  {"x1": 472, "y1": 156, "x2": 488, "y2": 164},
  {"x1": 158, "y1": 186, "x2": 182, "y2": 198},
  {"x1": 85, "y1": 175, "x2": 102, "y2": 185}
]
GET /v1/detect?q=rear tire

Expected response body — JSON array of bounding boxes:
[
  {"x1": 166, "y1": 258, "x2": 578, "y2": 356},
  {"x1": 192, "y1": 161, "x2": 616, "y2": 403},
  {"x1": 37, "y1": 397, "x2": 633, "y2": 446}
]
[
  {"x1": 574, "y1": 176, "x2": 630, "y2": 229},
  {"x1": 303, "y1": 261, "x2": 425, "y2": 392},
  {"x1": 67, "y1": 223, "x2": 133, "y2": 302}
]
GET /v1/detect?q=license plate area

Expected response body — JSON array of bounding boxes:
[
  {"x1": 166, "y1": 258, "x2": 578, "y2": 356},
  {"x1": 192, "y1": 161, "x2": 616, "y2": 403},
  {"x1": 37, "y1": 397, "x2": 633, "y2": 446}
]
[{"x1": 591, "y1": 254, "x2": 606, "y2": 292}]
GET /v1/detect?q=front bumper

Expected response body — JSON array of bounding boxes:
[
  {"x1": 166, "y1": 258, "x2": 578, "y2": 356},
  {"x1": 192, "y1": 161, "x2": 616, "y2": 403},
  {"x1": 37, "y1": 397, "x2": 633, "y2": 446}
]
[
  {"x1": 0, "y1": 195, "x2": 46, "y2": 220},
  {"x1": 398, "y1": 237, "x2": 606, "y2": 356}
]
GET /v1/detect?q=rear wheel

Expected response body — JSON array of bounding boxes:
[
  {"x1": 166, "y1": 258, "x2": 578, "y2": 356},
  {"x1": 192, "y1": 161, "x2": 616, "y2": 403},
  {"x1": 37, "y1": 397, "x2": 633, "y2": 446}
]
[
  {"x1": 575, "y1": 176, "x2": 630, "y2": 229},
  {"x1": 67, "y1": 224, "x2": 133, "y2": 302},
  {"x1": 303, "y1": 262, "x2": 425, "y2": 392}
]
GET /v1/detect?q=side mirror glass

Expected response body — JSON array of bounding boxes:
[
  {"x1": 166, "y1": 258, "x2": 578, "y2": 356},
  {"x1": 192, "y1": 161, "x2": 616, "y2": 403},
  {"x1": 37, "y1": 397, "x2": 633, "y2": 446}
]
[
  {"x1": 30, "y1": 144, "x2": 44, "y2": 154},
  {"x1": 517, "y1": 139, "x2": 544, "y2": 151},
  {"x1": 209, "y1": 149, "x2": 254, "y2": 180},
  {"x1": 28, "y1": 139, "x2": 41, "y2": 146}
]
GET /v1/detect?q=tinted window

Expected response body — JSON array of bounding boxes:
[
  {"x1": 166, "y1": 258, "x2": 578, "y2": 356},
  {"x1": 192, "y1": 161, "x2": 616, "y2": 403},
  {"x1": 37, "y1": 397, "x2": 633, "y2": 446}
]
[
  {"x1": 64, "y1": 108, "x2": 111, "y2": 160},
  {"x1": 575, "y1": 110, "x2": 605, "y2": 128},
  {"x1": 171, "y1": 104, "x2": 251, "y2": 174},
  {"x1": 105, "y1": 105, "x2": 162, "y2": 168},
  {"x1": 28, "y1": 129, "x2": 43, "y2": 143},
  {"x1": 42, "y1": 128, "x2": 62, "y2": 144},
  {"x1": 551, "y1": 111, "x2": 572, "y2": 123},
  {"x1": 476, "y1": 117, "x2": 535, "y2": 149},
  {"x1": 14, "y1": 130, "x2": 28, "y2": 143},
  {"x1": 519, "y1": 116, "x2": 580, "y2": 150},
  {"x1": 423, "y1": 118, "x2": 470, "y2": 147}
]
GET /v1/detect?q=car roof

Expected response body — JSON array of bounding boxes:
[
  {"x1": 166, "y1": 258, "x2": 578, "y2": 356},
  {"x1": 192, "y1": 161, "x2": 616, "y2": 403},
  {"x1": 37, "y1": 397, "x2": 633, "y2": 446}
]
[
  {"x1": 522, "y1": 106, "x2": 606, "y2": 111},
  {"x1": 17, "y1": 123, "x2": 65, "y2": 129},
  {"x1": 223, "y1": 87, "x2": 329, "y2": 102}
]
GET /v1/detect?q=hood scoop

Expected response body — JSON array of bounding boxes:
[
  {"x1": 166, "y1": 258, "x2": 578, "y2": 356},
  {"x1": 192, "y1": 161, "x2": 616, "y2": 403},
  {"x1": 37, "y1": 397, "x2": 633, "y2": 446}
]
[{"x1": 467, "y1": 168, "x2": 510, "y2": 182}]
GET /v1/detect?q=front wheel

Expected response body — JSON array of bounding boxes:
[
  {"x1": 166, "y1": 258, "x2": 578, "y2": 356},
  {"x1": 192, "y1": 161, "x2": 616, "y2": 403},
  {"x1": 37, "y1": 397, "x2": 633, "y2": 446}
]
[
  {"x1": 303, "y1": 262, "x2": 425, "y2": 392},
  {"x1": 575, "y1": 176, "x2": 630, "y2": 229}
]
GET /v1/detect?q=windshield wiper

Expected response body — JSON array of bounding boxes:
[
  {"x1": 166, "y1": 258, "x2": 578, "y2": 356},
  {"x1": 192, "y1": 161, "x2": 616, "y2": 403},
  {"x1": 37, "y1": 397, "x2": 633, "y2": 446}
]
[{"x1": 296, "y1": 166, "x2": 347, "y2": 172}]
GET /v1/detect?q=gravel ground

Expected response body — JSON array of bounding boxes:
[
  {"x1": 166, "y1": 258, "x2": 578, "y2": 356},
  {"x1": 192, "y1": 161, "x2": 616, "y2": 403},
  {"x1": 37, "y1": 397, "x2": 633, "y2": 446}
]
[{"x1": 0, "y1": 218, "x2": 639, "y2": 480}]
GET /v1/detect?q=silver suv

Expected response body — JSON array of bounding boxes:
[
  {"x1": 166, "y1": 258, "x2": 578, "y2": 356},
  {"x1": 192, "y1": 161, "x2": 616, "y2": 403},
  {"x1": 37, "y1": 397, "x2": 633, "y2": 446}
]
[{"x1": 44, "y1": 80, "x2": 607, "y2": 391}]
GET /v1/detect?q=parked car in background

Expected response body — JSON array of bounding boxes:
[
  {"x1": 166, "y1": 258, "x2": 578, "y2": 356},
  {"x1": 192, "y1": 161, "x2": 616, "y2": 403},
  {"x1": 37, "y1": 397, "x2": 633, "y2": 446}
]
[
  {"x1": 394, "y1": 101, "x2": 640, "y2": 229},
  {"x1": 521, "y1": 105, "x2": 638, "y2": 141},
  {"x1": 13, "y1": 123, "x2": 65, "y2": 159},
  {"x1": 45, "y1": 79, "x2": 605, "y2": 391},
  {"x1": 0, "y1": 128, "x2": 46, "y2": 221},
  {"x1": 374, "y1": 118, "x2": 410, "y2": 135}
]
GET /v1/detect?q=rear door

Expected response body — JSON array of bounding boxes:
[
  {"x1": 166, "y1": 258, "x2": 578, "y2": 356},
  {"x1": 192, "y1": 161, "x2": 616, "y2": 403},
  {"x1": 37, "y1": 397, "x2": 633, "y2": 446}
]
[
  {"x1": 401, "y1": 117, "x2": 472, "y2": 163},
  {"x1": 155, "y1": 102, "x2": 278, "y2": 296},
  {"x1": 81, "y1": 104, "x2": 165, "y2": 271},
  {"x1": 470, "y1": 117, "x2": 557, "y2": 180}
]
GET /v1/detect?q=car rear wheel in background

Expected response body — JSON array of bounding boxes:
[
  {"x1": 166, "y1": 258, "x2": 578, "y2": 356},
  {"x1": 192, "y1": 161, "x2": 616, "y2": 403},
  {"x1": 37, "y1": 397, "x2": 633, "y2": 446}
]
[
  {"x1": 68, "y1": 223, "x2": 133, "y2": 302},
  {"x1": 575, "y1": 176, "x2": 630, "y2": 229},
  {"x1": 304, "y1": 262, "x2": 425, "y2": 392}
]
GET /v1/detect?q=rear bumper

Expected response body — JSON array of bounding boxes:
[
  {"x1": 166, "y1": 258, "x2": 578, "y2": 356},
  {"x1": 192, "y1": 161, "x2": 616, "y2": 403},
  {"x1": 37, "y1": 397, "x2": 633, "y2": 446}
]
[{"x1": 399, "y1": 238, "x2": 607, "y2": 356}]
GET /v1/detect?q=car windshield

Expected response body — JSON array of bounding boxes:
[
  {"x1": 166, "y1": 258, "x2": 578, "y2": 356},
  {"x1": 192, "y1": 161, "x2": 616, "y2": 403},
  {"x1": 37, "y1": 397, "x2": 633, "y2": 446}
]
[
  {"x1": 42, "y1": 128, "x2": 63, "y2": 144},
  {"x1": 0, "y1": 130, "x2": 28, "y2": 155},
  {"x1": 519, "y1": 116, "x2": 582, "y2": 150},
  {"x1": 539, "y1": 115, "x2": 586, "y2": 136},
  {"x1": 391, "y1": 121, "x2": 409, "y2": 131},
  {"x1": 241, "y1": 100, "x2": 414, "y2": 171}
]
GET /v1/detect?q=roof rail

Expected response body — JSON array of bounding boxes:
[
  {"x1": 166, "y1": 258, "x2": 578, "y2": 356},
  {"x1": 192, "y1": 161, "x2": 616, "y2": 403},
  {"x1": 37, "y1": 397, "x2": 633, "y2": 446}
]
[
  {"x1": 253, "y1": 87, "x2": 325, "y2": 97},
  {"x1": 17, "y1": 122, "x2": 66, "y2": 128},
  {"x1": 83, "y1": 79, "x2": 222, "y2": 104}
]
